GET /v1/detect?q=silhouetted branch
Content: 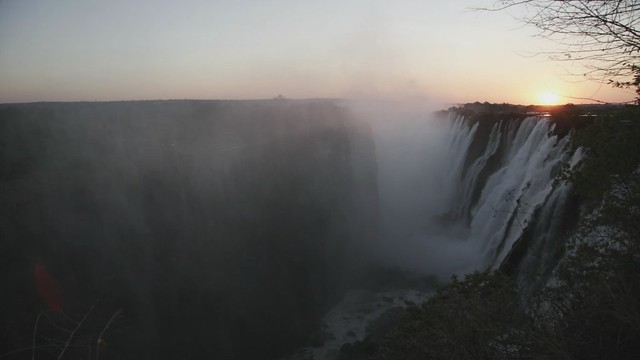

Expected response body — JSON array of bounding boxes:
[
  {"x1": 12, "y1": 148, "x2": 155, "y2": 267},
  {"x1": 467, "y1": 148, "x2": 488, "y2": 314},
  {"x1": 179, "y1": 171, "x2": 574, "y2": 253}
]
[
  {"x1": 57, "y1": 302, "x2": 95, "y2": 360},
  {"x1": 478, "y1": 0, "x2": 640, "y2": 94},
  {"x1": 31, "y1": 314, "x2": 42, "y2": 360},
  {"x1": 96, "y1": 310, "x2": 122, "y2": 360}
]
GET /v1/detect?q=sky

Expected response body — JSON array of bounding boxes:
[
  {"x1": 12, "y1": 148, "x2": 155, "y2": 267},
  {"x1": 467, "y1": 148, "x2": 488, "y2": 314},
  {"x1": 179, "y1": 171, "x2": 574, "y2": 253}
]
[{"x1": 0, "y1": 0, "x2": 635, "y2": 105}]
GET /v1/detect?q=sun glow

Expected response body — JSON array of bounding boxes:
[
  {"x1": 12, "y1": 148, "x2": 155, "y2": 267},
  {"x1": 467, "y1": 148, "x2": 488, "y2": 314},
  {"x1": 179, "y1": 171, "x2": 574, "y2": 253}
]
[{"x1": 538, "y1": 91, "x2": 561, "y2": 105}]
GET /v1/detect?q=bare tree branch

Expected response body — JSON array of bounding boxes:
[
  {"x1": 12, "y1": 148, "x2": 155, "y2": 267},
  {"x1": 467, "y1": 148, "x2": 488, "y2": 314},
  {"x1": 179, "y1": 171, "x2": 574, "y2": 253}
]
[
  {"x1": 57, "y1": 302, "x2": 95, "y2": 360},
  {"x1": 484, "y1": 0, "x2": 640, "y2": 88},
  {"x1": 32, "y1": 314, "x2": 42, "y2": 360},
  {"x1": 96, "y1": 309, "x2": 122, "y2": 360}
]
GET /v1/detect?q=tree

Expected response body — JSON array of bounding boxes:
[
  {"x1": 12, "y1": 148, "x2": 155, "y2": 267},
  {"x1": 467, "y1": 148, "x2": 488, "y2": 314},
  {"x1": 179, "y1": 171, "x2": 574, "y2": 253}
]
[
  {"x1": 540, "y1": 114, "x2": 640, "y2": 359},
  {"x1": 612, "y1": 64, "x2": 640, "y2": 104},
  {"x1": 375, "y1": 272, "x2": 536, "y2": 360},
  {"x1": 490, "y1": 0, "x2": 640, "y2": 103}
]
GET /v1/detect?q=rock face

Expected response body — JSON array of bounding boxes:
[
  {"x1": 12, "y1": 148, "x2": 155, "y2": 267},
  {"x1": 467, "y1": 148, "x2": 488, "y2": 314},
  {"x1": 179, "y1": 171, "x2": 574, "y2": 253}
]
[{"x1": 0, "y1": 100, "x2": 379, "y2": 360}]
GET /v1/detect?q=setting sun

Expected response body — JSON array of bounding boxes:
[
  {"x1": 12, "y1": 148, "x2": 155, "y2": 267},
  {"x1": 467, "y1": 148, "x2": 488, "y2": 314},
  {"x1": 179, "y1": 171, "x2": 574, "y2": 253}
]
[{"x1": 538, "y1": 91, "x2": 561, "y2": 105}]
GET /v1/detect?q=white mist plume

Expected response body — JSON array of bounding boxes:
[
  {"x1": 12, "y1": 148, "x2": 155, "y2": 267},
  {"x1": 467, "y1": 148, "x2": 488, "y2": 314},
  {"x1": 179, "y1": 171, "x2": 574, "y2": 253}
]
[{"x1": 348, "y1": 100, "x2": 470, "y2": 278}]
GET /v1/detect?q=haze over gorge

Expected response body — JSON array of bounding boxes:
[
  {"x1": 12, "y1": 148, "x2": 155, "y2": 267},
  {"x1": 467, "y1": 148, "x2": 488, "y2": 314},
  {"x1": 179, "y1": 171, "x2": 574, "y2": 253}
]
[
  {"x1": 0, "y1": 99, "x2": 591, "y2": 359},
  {"x1": 3, "y1": 0, "x2": 640, "y2": 358}
]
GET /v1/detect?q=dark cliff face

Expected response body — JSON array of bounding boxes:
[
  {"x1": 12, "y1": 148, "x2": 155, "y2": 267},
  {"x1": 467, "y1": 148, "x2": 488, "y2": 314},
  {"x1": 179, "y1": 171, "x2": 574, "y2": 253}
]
[{"x1": 0, "y1": 100, "x2": 379, "y2": 360}]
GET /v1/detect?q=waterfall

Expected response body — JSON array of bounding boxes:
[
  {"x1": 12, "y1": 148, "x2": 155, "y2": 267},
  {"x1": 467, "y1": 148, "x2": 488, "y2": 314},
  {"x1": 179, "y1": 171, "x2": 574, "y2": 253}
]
[
  {"x1": 468, "y1": 118, "x2": 569, "y2": 269},
  {"x1": 452, "y1": 121, "x2": 501, "y2": 223},
  {"x1": 512, "y1": 147, "x2": 583, "y2": 298},
  {"x1": 373, "y1": 113, "x2": 579, "y2": 279}
]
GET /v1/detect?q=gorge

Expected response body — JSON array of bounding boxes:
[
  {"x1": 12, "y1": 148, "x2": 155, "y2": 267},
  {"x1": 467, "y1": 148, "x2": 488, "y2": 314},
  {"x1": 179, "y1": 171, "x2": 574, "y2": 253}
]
[{"x1": 0, "y1": 100, "x2": 600, "y2": 359}]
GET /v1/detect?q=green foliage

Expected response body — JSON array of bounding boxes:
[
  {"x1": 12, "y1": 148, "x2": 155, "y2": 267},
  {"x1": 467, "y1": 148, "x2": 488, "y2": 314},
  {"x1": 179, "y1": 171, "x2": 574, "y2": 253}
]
[
  {"x1": 376, "y1": 271, "x2": 532, "y2": 360},
  {"x1": 558, "y1": 107, "x2": 640, "y2": 202},
  {"x1": 536, "y1": 231, "x2": 640, "y2": 359},
  {"x1": 543, "y1": 112, "x2": 640, "y2": 359}
]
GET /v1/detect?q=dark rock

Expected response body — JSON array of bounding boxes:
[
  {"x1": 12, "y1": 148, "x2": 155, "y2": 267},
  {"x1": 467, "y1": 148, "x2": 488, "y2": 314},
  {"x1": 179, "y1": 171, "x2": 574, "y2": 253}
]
[
  {"x1": 0, "y1": 100, "x2": 381, "y2": 360},
  {"x1": 356, "y1": 266, "x2": 441, "y2": 292},
  {"x1": 339, "y1": 340, "x2": 378, "y2": 360},
  {"x1": 308, "y1": 334, "x2": 325, "y2": 348},
  {"x1": 308, "y1": 329, "x2": 336, "y2": 347},
  {"x1": 359, "y1": 306, "x2": 374, "y2": 315},
  {"x1": 365, "y1": 307, "x2": 408, "y2": 343}
]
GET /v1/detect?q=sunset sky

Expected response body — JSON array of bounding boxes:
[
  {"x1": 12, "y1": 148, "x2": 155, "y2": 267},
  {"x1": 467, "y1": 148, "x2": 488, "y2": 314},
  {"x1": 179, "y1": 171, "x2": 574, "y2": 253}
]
[{"x1": 0, "y1": 0, "x2": 635, "y2": 105}]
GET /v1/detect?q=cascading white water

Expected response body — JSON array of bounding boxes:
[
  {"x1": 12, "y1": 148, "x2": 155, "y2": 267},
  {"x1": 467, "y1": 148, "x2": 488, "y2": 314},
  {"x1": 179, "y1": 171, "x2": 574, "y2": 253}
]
[
  {"x1": 372, "y1": 112, "x2": 579, "y2": 279},
  {"x1": 452, "y1": 121, "x2": 502, "y2": 223},
  {"x1": 468, "y1": 118, "x2": 571, "y2": 269},
  {"x1": 439, "y1": 116, "x2": 480, "y2": 209},
  {"x1": 514, "y1": 146, "x2": 583, "y2": 298}
]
